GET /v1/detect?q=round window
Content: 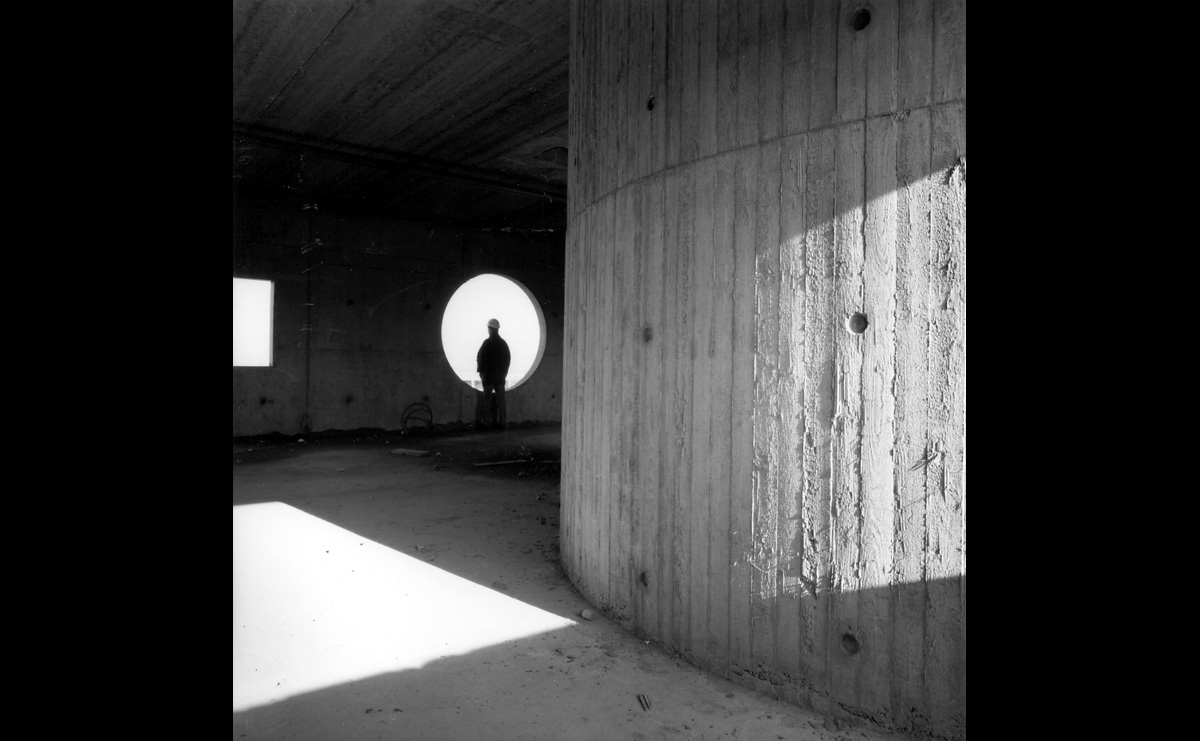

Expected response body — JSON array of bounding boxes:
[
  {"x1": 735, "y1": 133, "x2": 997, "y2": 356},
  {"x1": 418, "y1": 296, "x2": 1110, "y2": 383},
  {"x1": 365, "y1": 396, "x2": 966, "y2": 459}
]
[{"x1": 440, "y1": 274, "x2": 546, "y2": 391}]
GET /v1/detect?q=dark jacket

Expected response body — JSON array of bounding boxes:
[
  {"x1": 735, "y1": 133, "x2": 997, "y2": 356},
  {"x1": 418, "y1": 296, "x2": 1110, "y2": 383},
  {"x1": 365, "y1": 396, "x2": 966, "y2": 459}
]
[{"x1": 476, "y1": 334, "x2": 511, "y2": 386}]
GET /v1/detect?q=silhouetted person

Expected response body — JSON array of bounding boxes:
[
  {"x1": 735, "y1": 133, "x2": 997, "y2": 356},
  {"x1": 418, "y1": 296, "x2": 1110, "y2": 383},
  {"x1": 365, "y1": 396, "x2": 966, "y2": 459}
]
[{"x1": 476, "y1": 318, "x2": 510, "y2": 430}]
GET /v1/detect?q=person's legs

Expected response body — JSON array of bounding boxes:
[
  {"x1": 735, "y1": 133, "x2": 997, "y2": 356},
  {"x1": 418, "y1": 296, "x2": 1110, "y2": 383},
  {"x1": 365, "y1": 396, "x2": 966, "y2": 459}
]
[
  {"x1": 482, "y1": 384, "x2": 498, "y2": 428},
  {"x1": 495, "y1": 386, "x2": 506, "y2": 428}
]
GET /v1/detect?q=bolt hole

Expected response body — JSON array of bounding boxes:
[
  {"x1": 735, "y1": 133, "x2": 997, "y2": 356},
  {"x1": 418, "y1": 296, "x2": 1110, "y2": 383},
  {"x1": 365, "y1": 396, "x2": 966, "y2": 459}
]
[
  {"x1": 647, "y1": 95, "x2": 655, "y2": 111},
  {"x1": 841, "y1": 633, "x2": 860, "y2": 655},
  {"x1": 850, "y1": 8, "x2": 871, "y2": 31},
  {"x1": 846, "y1": 312, "x2": 869, "y2": 334}
]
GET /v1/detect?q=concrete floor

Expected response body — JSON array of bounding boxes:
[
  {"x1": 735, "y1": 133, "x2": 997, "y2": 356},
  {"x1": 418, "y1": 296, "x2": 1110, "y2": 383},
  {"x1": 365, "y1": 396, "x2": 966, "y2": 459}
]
[{"x1": 233, "y1": 424, "x2": 910, "y2": 741}]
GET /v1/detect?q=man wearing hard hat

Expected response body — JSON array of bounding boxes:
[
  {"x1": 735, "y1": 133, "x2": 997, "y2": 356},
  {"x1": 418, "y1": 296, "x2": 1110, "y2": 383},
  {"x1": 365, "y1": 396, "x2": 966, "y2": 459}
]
[{"x1": 476, "y1": 318, "x2": 511, "y2": 430}]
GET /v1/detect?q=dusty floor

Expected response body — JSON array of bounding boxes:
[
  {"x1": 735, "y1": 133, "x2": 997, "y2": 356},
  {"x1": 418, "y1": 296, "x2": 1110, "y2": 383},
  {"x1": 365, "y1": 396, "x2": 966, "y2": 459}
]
[{"x1": 233, "y1": 424, "x2": 910, "y2": 741}]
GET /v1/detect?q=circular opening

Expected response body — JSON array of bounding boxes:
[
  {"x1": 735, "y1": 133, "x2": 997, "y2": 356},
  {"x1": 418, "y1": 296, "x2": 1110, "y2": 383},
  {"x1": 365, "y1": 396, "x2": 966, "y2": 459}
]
[
  {"x1": 850, "y1": 8, "x2": 871, "y2": 31},
  {"x1": 841, "y1": 633, "x2": 860, "y2": 655},
  {"x1": 440, "y1": 274, "x2": 547, "y2": 391},
  {"x1": 846, "y1": 312, "x2": 869, "y2": 334}
]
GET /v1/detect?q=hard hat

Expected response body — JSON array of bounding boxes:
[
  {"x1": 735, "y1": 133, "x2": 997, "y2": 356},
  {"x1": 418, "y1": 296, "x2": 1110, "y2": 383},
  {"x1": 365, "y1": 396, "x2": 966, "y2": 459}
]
[{"x1": 487, "y1": 318, "x2": 500, "y2": 329}]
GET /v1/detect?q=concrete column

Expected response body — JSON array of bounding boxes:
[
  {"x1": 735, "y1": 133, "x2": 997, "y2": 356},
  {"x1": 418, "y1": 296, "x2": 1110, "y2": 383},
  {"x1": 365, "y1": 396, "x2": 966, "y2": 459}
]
[{"x1": 562, "y1": 2, "x2": 965, "y2": 738}]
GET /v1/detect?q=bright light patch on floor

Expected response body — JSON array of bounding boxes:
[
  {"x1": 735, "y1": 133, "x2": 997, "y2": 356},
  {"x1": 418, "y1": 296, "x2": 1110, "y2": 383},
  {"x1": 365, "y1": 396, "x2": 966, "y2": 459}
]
[
  {"x1": 232, "y1": 502, "x2": 575, "y2": 712},
  {"x1": 440, "y1": 273, "x2": 546, "y2": 390},
  {"x1": 233, "y1": 278, "x2": 273, "y2": 367}
]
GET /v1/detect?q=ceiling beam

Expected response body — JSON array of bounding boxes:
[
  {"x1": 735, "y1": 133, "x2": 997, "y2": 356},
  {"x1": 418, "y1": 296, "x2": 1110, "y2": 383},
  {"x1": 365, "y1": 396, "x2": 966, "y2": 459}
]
[{"x1": 232, "y1": 122, "x2": 567, "y2": 203}]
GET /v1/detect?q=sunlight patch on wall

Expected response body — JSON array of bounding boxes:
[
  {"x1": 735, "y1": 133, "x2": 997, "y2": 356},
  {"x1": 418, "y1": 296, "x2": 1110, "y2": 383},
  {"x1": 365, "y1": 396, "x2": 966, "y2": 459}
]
[{"x1": 232, "y1": 502, "x2": 575, "y2": 712}]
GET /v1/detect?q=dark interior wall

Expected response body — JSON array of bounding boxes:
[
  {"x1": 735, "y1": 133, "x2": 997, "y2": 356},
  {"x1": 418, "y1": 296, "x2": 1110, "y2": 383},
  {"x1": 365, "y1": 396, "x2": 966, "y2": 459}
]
[{"x1": 233, "y1": 198, "x2": 565, "y2": 437}]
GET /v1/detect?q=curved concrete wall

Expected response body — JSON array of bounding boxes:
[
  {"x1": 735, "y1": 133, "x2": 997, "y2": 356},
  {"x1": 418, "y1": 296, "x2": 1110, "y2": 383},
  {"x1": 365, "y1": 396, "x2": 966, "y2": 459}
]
[{"x1": 561, "y1": 2, "x2": 965, "y2": 739}]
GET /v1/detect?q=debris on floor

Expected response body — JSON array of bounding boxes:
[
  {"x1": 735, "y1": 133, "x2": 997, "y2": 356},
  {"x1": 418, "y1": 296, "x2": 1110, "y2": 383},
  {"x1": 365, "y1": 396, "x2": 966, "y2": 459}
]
[{"x1": 473, "y1": 459, "x2": 531, "y2": 467}]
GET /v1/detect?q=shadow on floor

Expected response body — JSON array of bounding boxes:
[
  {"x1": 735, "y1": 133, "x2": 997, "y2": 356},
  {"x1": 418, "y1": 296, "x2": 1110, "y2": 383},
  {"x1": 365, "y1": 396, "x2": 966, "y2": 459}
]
[{"x1": 233, "y1": 424, "x2": 912, "y2": 741}]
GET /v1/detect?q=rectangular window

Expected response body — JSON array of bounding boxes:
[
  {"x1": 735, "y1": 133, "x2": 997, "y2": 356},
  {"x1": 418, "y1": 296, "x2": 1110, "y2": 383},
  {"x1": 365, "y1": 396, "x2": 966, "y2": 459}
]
[{"x1": 233, "y1": 278, "x2": 273, "y2": 367}]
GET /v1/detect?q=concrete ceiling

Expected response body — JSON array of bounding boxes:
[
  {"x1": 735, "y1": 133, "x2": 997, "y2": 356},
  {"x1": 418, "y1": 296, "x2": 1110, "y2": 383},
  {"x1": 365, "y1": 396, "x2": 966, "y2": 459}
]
[{"x1": 232, "y1": 0, "x2": 569, "y2": 230}]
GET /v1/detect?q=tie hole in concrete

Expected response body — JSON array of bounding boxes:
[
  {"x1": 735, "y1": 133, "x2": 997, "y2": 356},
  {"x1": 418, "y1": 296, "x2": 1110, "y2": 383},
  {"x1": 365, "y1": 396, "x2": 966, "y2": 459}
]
[
  {"x1": 841, "y1": 633, "x2": 861, "y2": 655},
  {"x1": 846, "y1": 312, "x2": 869, "y2": 334}
]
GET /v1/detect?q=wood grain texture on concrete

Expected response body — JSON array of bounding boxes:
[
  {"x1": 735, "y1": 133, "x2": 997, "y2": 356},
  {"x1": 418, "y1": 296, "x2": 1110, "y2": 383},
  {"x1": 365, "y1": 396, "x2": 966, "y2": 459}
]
[{"x1": 562, "y1": 2, "x2": 966, "y2": 739}]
